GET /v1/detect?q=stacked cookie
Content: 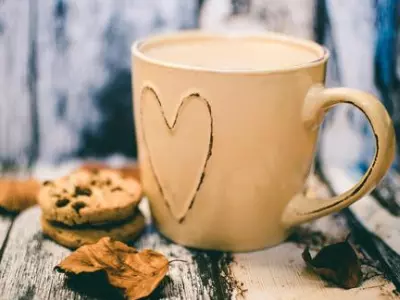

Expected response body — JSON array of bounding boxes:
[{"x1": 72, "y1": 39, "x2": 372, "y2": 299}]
[{"x1": 38, "y1": 169, "x2": 145, "y2": 249}]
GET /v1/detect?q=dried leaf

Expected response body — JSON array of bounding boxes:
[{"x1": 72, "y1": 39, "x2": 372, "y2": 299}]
[
  {"x1": 0, "y1": 178, "x2": 39, "y2": 212},
  {"x1": 302, "y1": 237, "x2": 362, "y2": 289},
  {"x1": 55, "y1": 237, "x2": 168, "y2": 299}
]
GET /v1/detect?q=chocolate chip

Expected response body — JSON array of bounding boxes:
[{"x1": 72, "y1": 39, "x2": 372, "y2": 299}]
[
  {"x1": 56, "y1": 198, "x2": 70, "y2": 207},
  {"x1": 105, "y1": 179, "x2": 112, "y2": 186},
  {"x1": 43, "y1": 180, "x2": 53, "y2": 186},
  {"x1": 74, "y1": 186, "x2": 92, "y2": 197},
  {"x1": 111, "y1": 187, "x2": 122, "y2": 192},
  {"x1": 72, "y1": 201, "x2": 86, "y2": 213},
  {"x1": 90, "y1": 180, "x2": 97, "y2": 185}
]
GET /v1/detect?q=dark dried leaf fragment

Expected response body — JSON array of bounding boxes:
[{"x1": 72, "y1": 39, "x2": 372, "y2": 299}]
[{"x1": 302, "y1": 238, "x2": 362, "y2": 289}]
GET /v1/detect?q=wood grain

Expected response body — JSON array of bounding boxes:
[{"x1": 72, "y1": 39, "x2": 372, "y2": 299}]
[
  {"x1": 200, "y1": 0, "x2": 315, "y2": 39},
  {"x1": 0, "y1": 206, "x2": 80, "y2": 300},
  {"x1": 319, "y1": 0, "x2": 378, "y2": 171},
  {"x1": 0, "y1": 0, "x2": 36, "y2": 167},
  {"x1": 323, "y1": 166, "x2": 400, "y2": 290},
  {"x1": 0, "y1": 213, "x2": 13, "y2": 262},
  {"x1": 233, "y1": 243, "x2": 397, "y2": 300},
  {"x1": 231, "y1": 175, "x2": 398, "y2": 299},
  {"x1": 0, "y1": 164, "x2": 399, "y2": 299},
  {"x1": 0, "y1": 204, "x2": 233, "y2": 300},
  {"x1": 34, "y1": 0, "x2": 198, "y2": 162},
  {"x1": 136, "y1": 201, "x2": 234, "y2": 300},
  {"x1": 0, "y1": 0, "x2": 198, "y2": 163}
]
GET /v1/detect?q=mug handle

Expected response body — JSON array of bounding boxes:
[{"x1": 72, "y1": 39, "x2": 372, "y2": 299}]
[{"x1": 282, "y1": 84, "x2": 396, "y2": 227}]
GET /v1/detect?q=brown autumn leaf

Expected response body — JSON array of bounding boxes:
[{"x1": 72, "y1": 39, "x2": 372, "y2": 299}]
[
  {"x1": 0, "y1": 178, "x2": 39, "y2": 212},
  {"x1": 302, "y1": 237, "x2": 362, "y2": 289},
  {"x1": 55, "y1": 237, "x2": 168, "y2": 299}
]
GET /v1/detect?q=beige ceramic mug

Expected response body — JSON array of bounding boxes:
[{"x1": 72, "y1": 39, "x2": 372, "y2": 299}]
[{"x1": 132, "y1": 31, "x2": 395, "y2": 251}]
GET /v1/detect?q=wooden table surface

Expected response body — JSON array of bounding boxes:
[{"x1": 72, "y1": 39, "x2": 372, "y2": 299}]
[{"x1": 0, "y1": 162, "x2": 399, "y2": 300}]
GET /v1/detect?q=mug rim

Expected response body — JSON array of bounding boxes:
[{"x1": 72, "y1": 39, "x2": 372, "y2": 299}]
[{"x1": 132, "y1": 30, "x2": 329, "y2": 75}]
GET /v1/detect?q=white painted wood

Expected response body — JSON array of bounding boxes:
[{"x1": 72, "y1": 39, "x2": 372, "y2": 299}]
[
  {"x1": 36, "y1": 0, "x2": 116, "y2": 161},
  {"x1": 0, "y1": 205, "x2": 215, "y2": 299},
  {"x1": 326, "y1": 0, "x2": 377, "y2": 93},
  {"x1": 320, "y1": 0, "x2": 378, "y2": 169},
  {"x1": 232, "y1": 243, "x2": 396, "y2": 300},
  {"x1": 35, "y1": 0, "x2": 198, "y2": 162},
  {"x1": 18, "y1": 162, "x2": 397, "y2": 299},
  {"x1": 231, "y1": 174, "x2": 397, "y2": 300},
  {"x1": 0, "y1": 1, "x2": 33, "y2": 166},
  {"x1": 0, "y1": 215, "x2": 12, "y2": 249},
  {"x1": 324, "y1": 166, "x2": 400, "y2": 254},
  {"x1": 0, "y1": 206, "x2": 84, "y2": 300},
  {"x1": 200, "y1": 0, "x2": 315, "y2": 39},
  {"x1": 0, "y1": 161, "x2": 223, "y2": 299}
]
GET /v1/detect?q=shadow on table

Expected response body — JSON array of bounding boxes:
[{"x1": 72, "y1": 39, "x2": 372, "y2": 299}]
[{"x1": 65, "y1": 271, "x2": 172, "y2": 300}]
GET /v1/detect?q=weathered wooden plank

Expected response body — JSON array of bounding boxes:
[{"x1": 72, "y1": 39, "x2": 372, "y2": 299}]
[
  {"x1": 0, "y1": 0, "x2": 199, "y2": 164},
  {"x1": 322, "y1": 166, "x2": 400, "y2": 290},
  {"x1": 0, "y1": 212, "x2": 13, "y2": 261},
  {"x1": 231, "y1": 174, "x2": 398, "y2": 299},
  {"x1": 325, "y1": 0, "x2": 377, "y2": 92},
  {"x1": 35, "y1": 0, "x2": 198, "y2": 162},
  {"x1": 0, "y1": 0, "x2": 36, "y2": 167},
  {"x1": 322, "y1": 167, "x2": 400, "y2": 253},
  {"x1": 371, "y1": 171, "x2": 400, "y2": 216},
  {"x1": 0, "y1": 205, "x2": 234, "y2": 299},
  {"x1": 0, "y1": 161, "x2": 234, "y2": 299},
  {"x1": 370, "y1": 173, "x2": 400, "y2": 216},
  {"x1": 36, "y1": 0, "x2": 119, "y2": 161},
  {"x1": 200, "y1": 0, "x2": 315, "y2": 39},
  {"x1": 2, "y1": 162, "x2": 398, "y2": 299},
  {"x1": 319, "y1": 0, "x2": 378, "y2": 171},
  {"x1": 137, "y1": 201, "x2": 234, "y2": 300},
  {"x1": 233, "y1": 244, "x2": 397, "y2": 300},
  {"x1": 0, "y1": 207, "x2": 80, "y2": 300}
]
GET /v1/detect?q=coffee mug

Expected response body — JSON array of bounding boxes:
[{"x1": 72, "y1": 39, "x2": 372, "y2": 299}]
[{"x1": 132, "y1": 31, "x2": 395, "y2": 251}]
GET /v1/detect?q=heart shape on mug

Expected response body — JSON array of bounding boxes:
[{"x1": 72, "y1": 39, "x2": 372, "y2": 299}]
[{"x1": 140, "y1": 87, "x2": 213, "y2": 222}]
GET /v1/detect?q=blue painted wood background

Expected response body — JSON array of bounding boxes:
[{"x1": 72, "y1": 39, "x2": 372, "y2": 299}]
[{"x1": 0, "y1": 0, "x2": 398, "y2": 177}]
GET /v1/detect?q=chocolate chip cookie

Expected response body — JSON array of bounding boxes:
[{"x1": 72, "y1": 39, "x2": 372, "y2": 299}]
[
  {"x1": 41, "y1": 209, "x2": 146, "y2": 249},
  {"x1": 79, "y1": 161, "x2": 141, "y2": 181},
  {"x1": 38, "y1": 169, "x2": 142, "y2": 226}
]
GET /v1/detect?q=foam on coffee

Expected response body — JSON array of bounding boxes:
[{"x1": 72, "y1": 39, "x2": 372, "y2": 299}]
[{"x1": 140, "y1": 36, "x2": 321, "y2": 71}]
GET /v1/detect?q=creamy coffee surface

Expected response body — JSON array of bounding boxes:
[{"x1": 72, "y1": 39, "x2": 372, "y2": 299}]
[{"x1": 141, "y1": 37, "x2": 320, "y2": 71}]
